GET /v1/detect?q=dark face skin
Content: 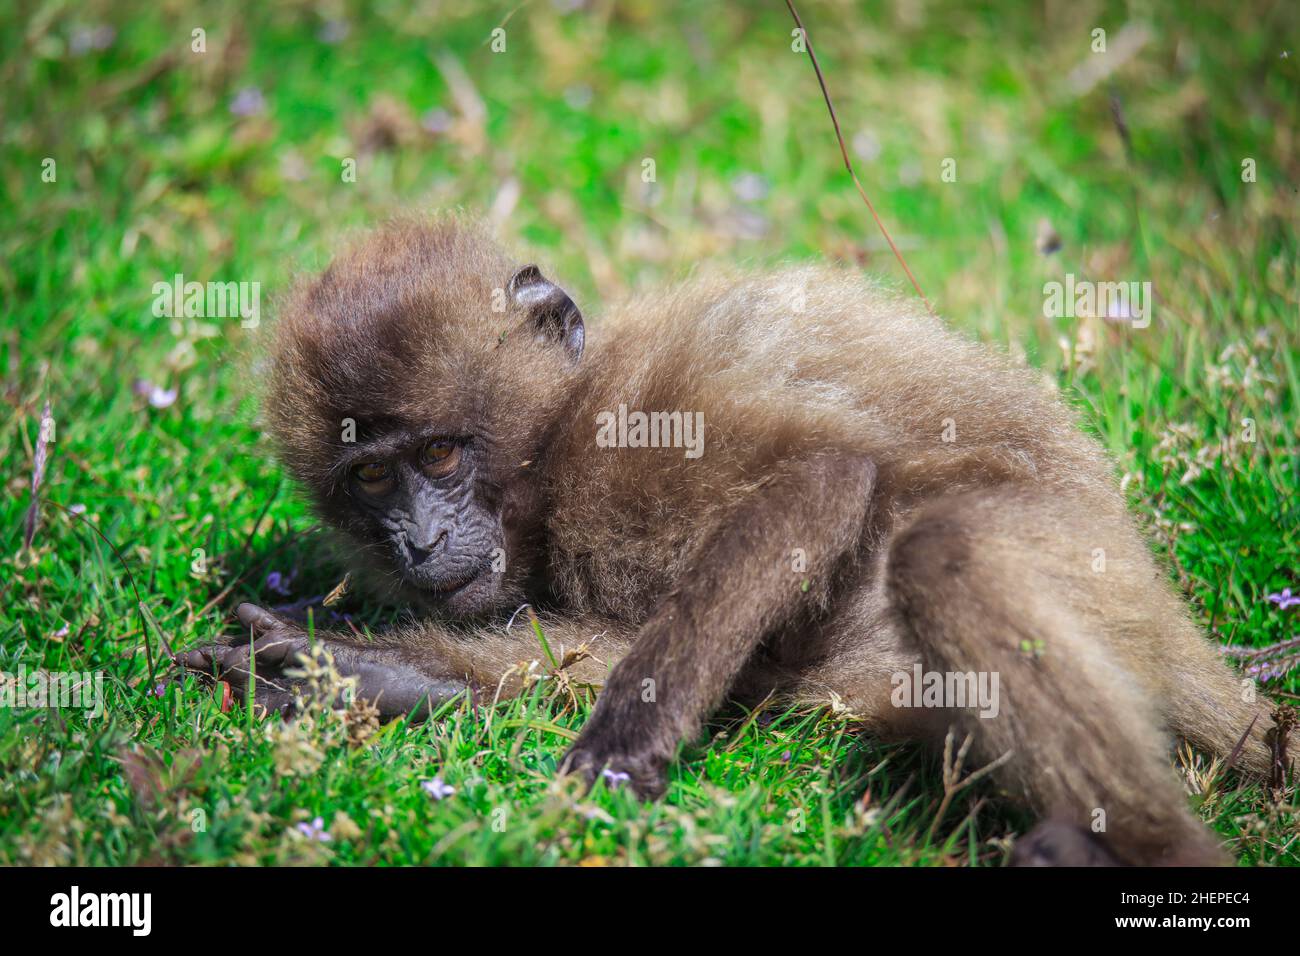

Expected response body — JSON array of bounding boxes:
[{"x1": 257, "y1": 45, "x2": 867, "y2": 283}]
[
  {"x1": 309, "y1": 266, "x2": 584, "y2": 619},
  {"x1": 338, "y1": 428, "x2": 505, "y2": 616}
]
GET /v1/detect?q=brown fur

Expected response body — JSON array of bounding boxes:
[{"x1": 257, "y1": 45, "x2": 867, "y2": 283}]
[{"x1": 251, "y1": 214, "x2": 1283, "y2": 865}]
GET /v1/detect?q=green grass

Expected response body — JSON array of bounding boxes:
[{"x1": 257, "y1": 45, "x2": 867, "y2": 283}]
[{"x1": 2, "y1": 0, "x2": 1298, "y2": 865}]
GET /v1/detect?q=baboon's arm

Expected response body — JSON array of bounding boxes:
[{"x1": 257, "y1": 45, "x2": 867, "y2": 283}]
[
  {"x1": 180, "y1": 603, "x2": 633, "y2": 719},
  {"x1": 560, "y1": 452, "x2": 876, "y2": 796}
]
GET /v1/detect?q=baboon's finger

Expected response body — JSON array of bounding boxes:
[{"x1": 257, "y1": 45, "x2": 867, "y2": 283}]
[
  {"x1": 178, "y1": 642, "x2": 248, "y2": 677},
  {"x1": 176, "y1": 647, "x2": 215, "y2": 671},
  {"x1": 250, "y1": 632, "x2": 304, "y2": 667},
  {"x1": 236, "y1": 602, "x2": 285, "y2": 633}
]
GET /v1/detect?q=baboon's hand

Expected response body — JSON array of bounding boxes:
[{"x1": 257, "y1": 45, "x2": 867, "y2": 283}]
[
  {"x1": 1009, "y1": 822, "x2": 1124, "y2": 867},
  {"x1": 177, "y1": 604, "x2": 314, "y2": 716},
  {"x1": 558, "y1": 723, "x2": 671, "y2": 800},
  {"x1": 178, "y1": 603, "x2": 468, "y2": 720}
]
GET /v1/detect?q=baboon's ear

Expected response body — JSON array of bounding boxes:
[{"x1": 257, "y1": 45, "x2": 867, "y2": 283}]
[{"x1": 508, "y1": 265, "x2": 584, "y2": 361}]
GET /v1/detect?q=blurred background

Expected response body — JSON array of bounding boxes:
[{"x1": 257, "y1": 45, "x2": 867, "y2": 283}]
[{"x1": 1, "y1": 0, "x2": 1297, "y2": 865}]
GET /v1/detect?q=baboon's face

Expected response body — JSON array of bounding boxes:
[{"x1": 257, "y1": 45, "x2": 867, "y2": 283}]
[
  {"x1": 266, "y1": 221, "x2": 585, "y2": 616},
  {"x1": 339, "y1": 425, "x2": 505, "y2": 615}
]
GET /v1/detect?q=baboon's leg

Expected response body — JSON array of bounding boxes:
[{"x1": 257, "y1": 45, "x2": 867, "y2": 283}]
[
  {"x1": 560, "y1": 453, "x2": 877, "y2": 797},
  {"x1": 885, "y1": 487, "x2": 1229, "y2": 866},
  {"x1": 180, "y1": 603, "x2": 633, "y2": 719},
  {"x1": 782, "y1": 574, "x2": 941, "y2": 739}
]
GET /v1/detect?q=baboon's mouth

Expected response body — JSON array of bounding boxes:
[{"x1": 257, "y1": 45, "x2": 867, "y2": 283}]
[{"x1": 425, "y1": 566, "x2": 485, "y2": 596}]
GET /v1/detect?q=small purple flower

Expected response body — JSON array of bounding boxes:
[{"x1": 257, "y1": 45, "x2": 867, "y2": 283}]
[
  {"x1": 151, "y1": 684, "x2": 167, "y2": 697},
  {"x1": 421, "y1": 777, "x2": 455, "y2": 800},
  {"x1": 780, "y1": 750, "x2": 792, "y2": 763},
  {"x1": 1266, "y1": 588, "x2": 1300, "y2": 609},
  {"x1": 317, "y1": 19, "x2": 350, "y2": 44},
  {"x1": 601, "y1": 768, "x2": 631, "y2": 788},
  {"x1": 564, "y1": 85, "x2": 594, "y2": 110},
  {"x1": 421, "y1": 109, "x2": 452, "y2": 135},
  {"x1": 266, "y1": 570, "x2": 294, "y2": 596},
  {"x1": 295, "y1": 816, "x2": 331, "y2": 841},
  {"x1": 230, "y1": 86, "x2": 265, "y2": 118},
  {"x1": 731, "y1": 172, "x2": 769, "y2": 203},
  {"x1": 1249, "y1": 658, "x2": 1300, "y2": 682},
  {"x1": 132, "y1": 379, "x2": 177, "y2": 408},
  {"x1": 70, "y1": 25, "x2": 116, "y2": 56},
  {"x1": 1222, "y1": 636, "x2": 1300, "y2": 684},
  {"x1": 1103, "y1": 297, "x2": 1136, "y2": 323},
  {"x1": 147, "y1": 386, "x2": 177, "y2": 409},
  {"x1": 852, "y1": 129, "x2": 881, "y2": 163}
]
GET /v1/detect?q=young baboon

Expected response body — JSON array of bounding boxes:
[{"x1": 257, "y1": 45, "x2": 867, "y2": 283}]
[{"x1": 182, "y1": 215, "x2": 1283, "y2": 866}]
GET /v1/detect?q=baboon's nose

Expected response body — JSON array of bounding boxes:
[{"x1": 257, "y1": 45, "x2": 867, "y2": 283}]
[{"x1": 407, "y1": 529, "x2": 448, "y2": 565}]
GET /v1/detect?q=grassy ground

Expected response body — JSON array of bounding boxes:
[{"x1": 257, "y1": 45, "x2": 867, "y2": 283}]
[{"x1": 2, "y1": 0, "x2": 1298, "y2": 866}]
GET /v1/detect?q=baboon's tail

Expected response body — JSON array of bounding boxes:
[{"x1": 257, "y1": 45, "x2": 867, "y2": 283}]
[{"x1": 1160, "y1": 625, "x2": 1292, "y2": 783}]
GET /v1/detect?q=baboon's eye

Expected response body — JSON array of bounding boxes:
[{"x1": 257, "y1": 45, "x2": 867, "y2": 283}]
[
  {"x1": 354, "y1": 461, "x2": 390, "y2": 484},
  {"x1": 421, "y1": 438, "x2": 461, "y2": 478}
]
